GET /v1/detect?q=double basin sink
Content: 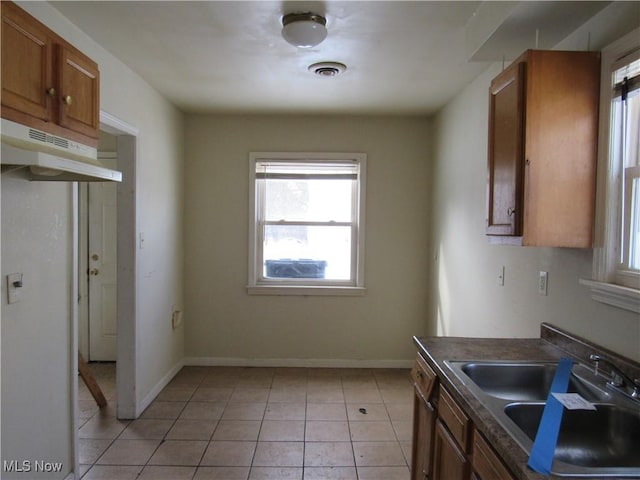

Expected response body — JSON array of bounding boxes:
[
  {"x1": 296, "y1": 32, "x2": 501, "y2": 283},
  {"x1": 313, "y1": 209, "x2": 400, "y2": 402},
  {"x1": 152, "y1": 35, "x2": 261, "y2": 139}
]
[{"x1": 445, "y1": 360, "x2": 640, "y2": 477}]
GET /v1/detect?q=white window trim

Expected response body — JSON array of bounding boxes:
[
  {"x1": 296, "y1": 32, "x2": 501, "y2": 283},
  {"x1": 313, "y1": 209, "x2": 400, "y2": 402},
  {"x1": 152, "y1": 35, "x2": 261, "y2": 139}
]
[
  {"x1": 247, "y1": 152, "x2": 367, "y2": 296},
  {"x1": 582, "y1": 27, "x2": 640, "y2": 314}
]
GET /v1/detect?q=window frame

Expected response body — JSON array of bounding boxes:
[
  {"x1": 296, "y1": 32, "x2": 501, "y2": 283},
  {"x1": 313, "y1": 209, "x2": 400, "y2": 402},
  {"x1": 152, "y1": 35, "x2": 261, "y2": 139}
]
[
  {"x1": 247, "y1": 152, "x2": 367, "y2": 296},
  {"x1": 582, "y1": 27, "x2": 640, "y2": 313}
]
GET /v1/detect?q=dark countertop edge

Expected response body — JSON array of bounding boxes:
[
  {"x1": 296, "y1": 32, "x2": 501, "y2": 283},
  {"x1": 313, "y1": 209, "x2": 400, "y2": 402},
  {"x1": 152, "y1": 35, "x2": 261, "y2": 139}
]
[{"x1": 412, "y1": 323, "x2": 640, "y2": 480}]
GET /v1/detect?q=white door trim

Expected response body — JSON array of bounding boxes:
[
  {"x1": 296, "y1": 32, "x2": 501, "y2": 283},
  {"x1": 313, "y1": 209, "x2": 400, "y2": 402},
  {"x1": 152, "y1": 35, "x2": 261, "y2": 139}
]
[
  {"x1": 73, "y1": 111, "x2": 139, "y2": 479},
  {"x1": 99, "y1": 111, "x2": 139, "y2": 419}
]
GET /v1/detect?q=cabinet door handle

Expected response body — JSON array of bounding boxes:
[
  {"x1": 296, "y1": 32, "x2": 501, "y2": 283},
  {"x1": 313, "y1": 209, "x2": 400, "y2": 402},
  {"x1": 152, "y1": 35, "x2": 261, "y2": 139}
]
[
  {"x1": 47, "y1": 87, "x2": 56, "y2": 97},
  {"x1": 63, "y1": 95, "x2": 73, "y2": 106},
  {"x1": 507, "y1": 207, "x2": 516, "y2": 217}
]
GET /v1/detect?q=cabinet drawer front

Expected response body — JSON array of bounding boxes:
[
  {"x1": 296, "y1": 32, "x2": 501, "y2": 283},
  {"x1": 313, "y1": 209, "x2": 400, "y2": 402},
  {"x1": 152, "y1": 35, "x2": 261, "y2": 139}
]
[
  {"x1": 438, "y1": 388, "x2": 470, "y2": 451},
  {"x1": 472, "y1": 429, "x2": 515, "y2": 480},
  {"x1": 412, "y1": 353, "x2": 437, "y2": 400}
]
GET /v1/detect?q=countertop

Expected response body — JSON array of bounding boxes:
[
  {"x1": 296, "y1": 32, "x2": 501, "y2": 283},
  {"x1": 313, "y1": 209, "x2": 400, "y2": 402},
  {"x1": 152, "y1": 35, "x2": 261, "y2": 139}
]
[{"x1": 412, "y1": 323, "x2": 640, "y2": 480}]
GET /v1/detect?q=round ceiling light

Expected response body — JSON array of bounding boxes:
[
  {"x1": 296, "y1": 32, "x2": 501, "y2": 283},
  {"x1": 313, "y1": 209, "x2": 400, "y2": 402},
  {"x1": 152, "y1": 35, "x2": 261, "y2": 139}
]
[
  {"x1": 308, "y1": 61, "x2": 347, "y2": 77},
  {"x1": 282, "y1": 12, "x2": 327, "y2": 48}
]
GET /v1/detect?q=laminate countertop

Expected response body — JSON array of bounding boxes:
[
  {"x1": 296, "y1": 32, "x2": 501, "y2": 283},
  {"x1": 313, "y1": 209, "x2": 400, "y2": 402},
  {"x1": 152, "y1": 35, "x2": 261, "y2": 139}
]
[{"x1": 413, "y1": 323, "x2": 640, "y2": 480}]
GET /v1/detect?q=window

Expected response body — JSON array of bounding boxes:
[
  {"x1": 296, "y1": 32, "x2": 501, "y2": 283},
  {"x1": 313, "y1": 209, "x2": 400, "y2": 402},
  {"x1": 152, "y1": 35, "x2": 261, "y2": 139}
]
[
  {"x1": 613, "y1": 55, "x2": 640, "y2": 285},
  {"x1": 248, "y1": 152, "x2": 366, "y2": 295},
  {"x1": 583, "y1": 28, "x2": 640, "y2": 312}
]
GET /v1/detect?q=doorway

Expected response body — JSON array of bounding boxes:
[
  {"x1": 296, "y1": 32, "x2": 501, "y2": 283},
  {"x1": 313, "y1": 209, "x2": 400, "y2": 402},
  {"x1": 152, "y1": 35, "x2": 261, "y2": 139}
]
[
  {"x1": 77, "y1": 111, "x2": 139, "y2": 420},
  {"x1": 79, "y1": 133, "x2": 118, "y2": 362}
]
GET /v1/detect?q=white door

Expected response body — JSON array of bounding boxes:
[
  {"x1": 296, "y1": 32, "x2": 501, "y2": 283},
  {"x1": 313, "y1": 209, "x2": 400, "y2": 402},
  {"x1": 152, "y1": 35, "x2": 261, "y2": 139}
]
[{"x1": 88, "y1": 157, "x2": 118, "y2": 361}]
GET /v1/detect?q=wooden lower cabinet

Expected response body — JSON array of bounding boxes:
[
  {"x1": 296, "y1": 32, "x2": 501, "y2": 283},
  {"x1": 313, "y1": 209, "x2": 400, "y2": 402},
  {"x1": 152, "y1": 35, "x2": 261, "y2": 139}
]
[
  {"x1": 412, "y1": 389, "x2": 436, "y2": 480},
  {"x1": 433, "y1": 420, "x2": 470, "y2": 480},
  {"x1": 472, "y1": 429, "x2": 517, "y2": 480},
  {"x1": 411, "y1": 353, "x2": 438, "y2": 480},
  {"x1": 411, "y1": 353, "x2": 516, "y2": 480}
]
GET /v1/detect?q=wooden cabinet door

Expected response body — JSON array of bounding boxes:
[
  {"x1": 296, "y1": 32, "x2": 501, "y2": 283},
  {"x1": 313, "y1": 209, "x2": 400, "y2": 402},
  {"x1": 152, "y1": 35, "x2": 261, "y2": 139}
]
[
  {"x1": 58, "y1": 44, "x2": 100, "y2": 139},
  {"x1": 1, "y1": 2, "x2": 53, "y2": 122},
  {"x1": 411, "y1": 391, "x2": 436, "y2": 480},
  {"x1": 522, "y1": 50, "x2": 599, "y2": 247},
  {"x1": 472, "y1": 429, "x2": 516, "y2": 480},
  {"x1": 433, "y1": 420, "x2": 470, "y2": 480},
  {"x1": 486, "y1": 61, "x2": 525, "y2": 236}
]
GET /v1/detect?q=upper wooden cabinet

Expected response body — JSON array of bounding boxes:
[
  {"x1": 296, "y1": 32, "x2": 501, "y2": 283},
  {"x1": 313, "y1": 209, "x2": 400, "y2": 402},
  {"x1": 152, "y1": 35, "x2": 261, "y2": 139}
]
[
  {"x1": 1, "y1": 1, "x2": 99, "y2": 145},
  {"x1": 58, "y1": 45, "x2": 100, "y2": 139},
  {"x1": 486, "y1": 50, "x2": 600, "y2": 247}
]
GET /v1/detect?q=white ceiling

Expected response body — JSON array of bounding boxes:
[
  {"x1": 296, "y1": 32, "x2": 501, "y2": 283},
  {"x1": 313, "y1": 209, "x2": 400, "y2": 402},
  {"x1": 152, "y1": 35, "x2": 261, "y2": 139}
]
[{"x1": 50, "y1": 1, "x2": 611, "y2": 115}]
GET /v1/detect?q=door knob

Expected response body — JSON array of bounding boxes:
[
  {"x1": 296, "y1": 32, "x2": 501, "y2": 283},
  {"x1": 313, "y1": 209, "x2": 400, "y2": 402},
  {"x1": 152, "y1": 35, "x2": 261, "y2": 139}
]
[{"x1": 89, "y1": 268, "x2": 99, "y2": 276}]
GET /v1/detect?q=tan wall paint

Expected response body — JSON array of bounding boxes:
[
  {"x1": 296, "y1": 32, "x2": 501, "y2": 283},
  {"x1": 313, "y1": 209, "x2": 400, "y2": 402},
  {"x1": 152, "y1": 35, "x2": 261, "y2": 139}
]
[
  {"x1": 1, "y1": 178, "x2": 75, "y2": 478},
  {"x1": 184, "y1": 115, "x2": 431, "y2": 365}
]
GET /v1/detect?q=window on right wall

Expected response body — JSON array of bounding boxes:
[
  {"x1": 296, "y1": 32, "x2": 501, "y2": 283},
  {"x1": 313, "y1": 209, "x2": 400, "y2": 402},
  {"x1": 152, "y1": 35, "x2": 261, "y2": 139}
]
[
  {"x1": 584, "y1": 28, "x2": 640, "y2": 312},
  {"x1": 612, "y1": 54, "x2": 640, "y2": 287}
]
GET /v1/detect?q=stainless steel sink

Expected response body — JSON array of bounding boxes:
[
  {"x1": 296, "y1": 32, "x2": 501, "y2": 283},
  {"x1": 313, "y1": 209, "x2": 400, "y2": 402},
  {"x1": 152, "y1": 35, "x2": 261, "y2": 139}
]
[
  {"x1": 458, "y1": 362, "x2": 603, "y2": 401},
  {"x1": 444, "y1": 360, "x2": 640, "y2": 477},
  {"x1": 504, "y1": 403, "x2": 640, "y2": 469}
]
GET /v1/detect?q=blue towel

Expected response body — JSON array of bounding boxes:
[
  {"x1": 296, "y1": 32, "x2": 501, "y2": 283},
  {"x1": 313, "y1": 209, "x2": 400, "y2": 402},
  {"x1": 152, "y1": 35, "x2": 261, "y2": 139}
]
[{"x1": 527, "y1": 358, "x2": 574, "y2": 474}]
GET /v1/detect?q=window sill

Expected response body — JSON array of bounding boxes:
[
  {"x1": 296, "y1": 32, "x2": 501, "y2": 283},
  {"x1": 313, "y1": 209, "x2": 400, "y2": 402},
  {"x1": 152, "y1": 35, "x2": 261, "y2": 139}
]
[
  {"x1": 579, "y1": 278, "x2": 640, "y2": 314},
  {"x1": 247, "y1": 285, "x2": 367, "y2": 296}
]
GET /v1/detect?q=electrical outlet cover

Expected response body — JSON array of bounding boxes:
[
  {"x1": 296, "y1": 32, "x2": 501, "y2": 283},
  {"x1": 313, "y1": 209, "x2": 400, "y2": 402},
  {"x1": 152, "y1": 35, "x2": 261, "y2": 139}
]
[
  {"x1": 539, "y1": 271, "x2": 548, "y2": 296},
  {"x1": 6, "y1": 273, "x2": 22, "y2": 304}
]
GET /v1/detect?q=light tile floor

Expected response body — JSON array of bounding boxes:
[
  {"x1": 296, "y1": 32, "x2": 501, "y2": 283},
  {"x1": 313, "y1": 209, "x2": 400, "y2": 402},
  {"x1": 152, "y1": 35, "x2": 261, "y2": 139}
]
[{"x1": 79, "y1": 365, "x2": 414, "y2": 480}]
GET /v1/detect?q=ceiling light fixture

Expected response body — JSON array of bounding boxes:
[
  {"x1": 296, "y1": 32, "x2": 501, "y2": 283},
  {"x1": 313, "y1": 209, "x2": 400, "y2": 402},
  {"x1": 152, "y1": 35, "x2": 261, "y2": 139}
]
[{"x1": 281, "y1": 12, "x2": 327, "y2": 48}]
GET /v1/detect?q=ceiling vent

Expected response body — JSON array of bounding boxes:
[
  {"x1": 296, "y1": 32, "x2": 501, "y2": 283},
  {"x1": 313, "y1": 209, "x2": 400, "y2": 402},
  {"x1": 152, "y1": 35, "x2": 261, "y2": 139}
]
[{"x1": 308, "y1": 62, "x2": 347, "y2": 77}]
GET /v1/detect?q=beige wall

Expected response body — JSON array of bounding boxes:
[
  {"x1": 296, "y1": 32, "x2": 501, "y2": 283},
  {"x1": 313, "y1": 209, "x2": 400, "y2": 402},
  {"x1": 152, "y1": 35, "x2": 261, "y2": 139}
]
[
  {"x1": 430, "y1": 58, "x2": 640, "y2": 361},
  {"x1": 1, "y1": 178, "x2": 75, "y2": 478},
  {"x1": 184, "y1": 115, "x2": 431, "y2": 365}
]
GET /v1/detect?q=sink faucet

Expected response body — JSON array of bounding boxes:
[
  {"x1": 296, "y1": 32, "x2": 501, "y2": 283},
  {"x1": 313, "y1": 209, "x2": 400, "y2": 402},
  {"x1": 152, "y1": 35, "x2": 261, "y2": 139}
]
[{"x1": 590, "y1": 354, "x2": 640, "y2": 399}]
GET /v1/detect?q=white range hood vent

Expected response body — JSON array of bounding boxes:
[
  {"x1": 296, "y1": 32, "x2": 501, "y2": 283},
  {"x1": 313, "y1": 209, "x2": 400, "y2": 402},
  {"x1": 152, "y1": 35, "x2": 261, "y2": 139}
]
[{"x1": 1, "y1": 119, "x2": 122, "y2": 182}]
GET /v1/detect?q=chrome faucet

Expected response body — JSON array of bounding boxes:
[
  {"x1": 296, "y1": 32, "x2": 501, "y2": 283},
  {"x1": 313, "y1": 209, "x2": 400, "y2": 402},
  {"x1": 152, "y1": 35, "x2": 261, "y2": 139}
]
[{"x1": 590, "y1": 354, "x2": 640, "y2": 399}]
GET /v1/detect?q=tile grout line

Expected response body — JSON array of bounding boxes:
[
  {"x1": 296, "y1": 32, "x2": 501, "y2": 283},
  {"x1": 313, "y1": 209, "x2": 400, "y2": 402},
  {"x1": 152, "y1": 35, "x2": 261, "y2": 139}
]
[{"x1": 80, "y1": 366, "x2": 413, "y2": 480}]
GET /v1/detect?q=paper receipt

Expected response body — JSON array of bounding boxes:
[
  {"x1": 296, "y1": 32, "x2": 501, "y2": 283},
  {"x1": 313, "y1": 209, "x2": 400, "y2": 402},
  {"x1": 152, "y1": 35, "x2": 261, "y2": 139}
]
[{"x1": 551, "y1": 393, "x2": 597, "y2": 410}]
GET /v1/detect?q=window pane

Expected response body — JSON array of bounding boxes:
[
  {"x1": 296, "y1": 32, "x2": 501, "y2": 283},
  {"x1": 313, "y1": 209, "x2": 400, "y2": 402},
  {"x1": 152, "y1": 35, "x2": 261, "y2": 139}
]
[
  {"x1": 263, "y1": 225, "x2": 351, "y2": 280},
  {"x1": 263, "y1": 178, "x2": 354, "y2": 222},
  {"x1": 613, "y1": 59, "x2": 640, "y2": 84},
  {"x1": 630, "y1": 176, "x2": 640, "y2": 270},
  {"x1": 624, "y1": 89, "x2": 640, "y2": 169}
]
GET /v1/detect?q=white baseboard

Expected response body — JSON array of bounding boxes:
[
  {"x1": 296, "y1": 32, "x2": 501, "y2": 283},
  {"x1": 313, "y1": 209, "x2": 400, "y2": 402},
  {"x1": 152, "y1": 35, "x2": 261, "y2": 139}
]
[
  {"x1": 183, "y1": 357, "x2": 412, "y2": 369},
  {"x1": 137, "y1": 358, "x2": 185, "y2": 416}
]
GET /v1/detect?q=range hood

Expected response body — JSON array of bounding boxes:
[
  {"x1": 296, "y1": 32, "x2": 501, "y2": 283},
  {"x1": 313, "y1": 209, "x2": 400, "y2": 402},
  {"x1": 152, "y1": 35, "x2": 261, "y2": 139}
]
[{"x1": 1, "y1": 119, "x2": 122, "y2": 182}]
